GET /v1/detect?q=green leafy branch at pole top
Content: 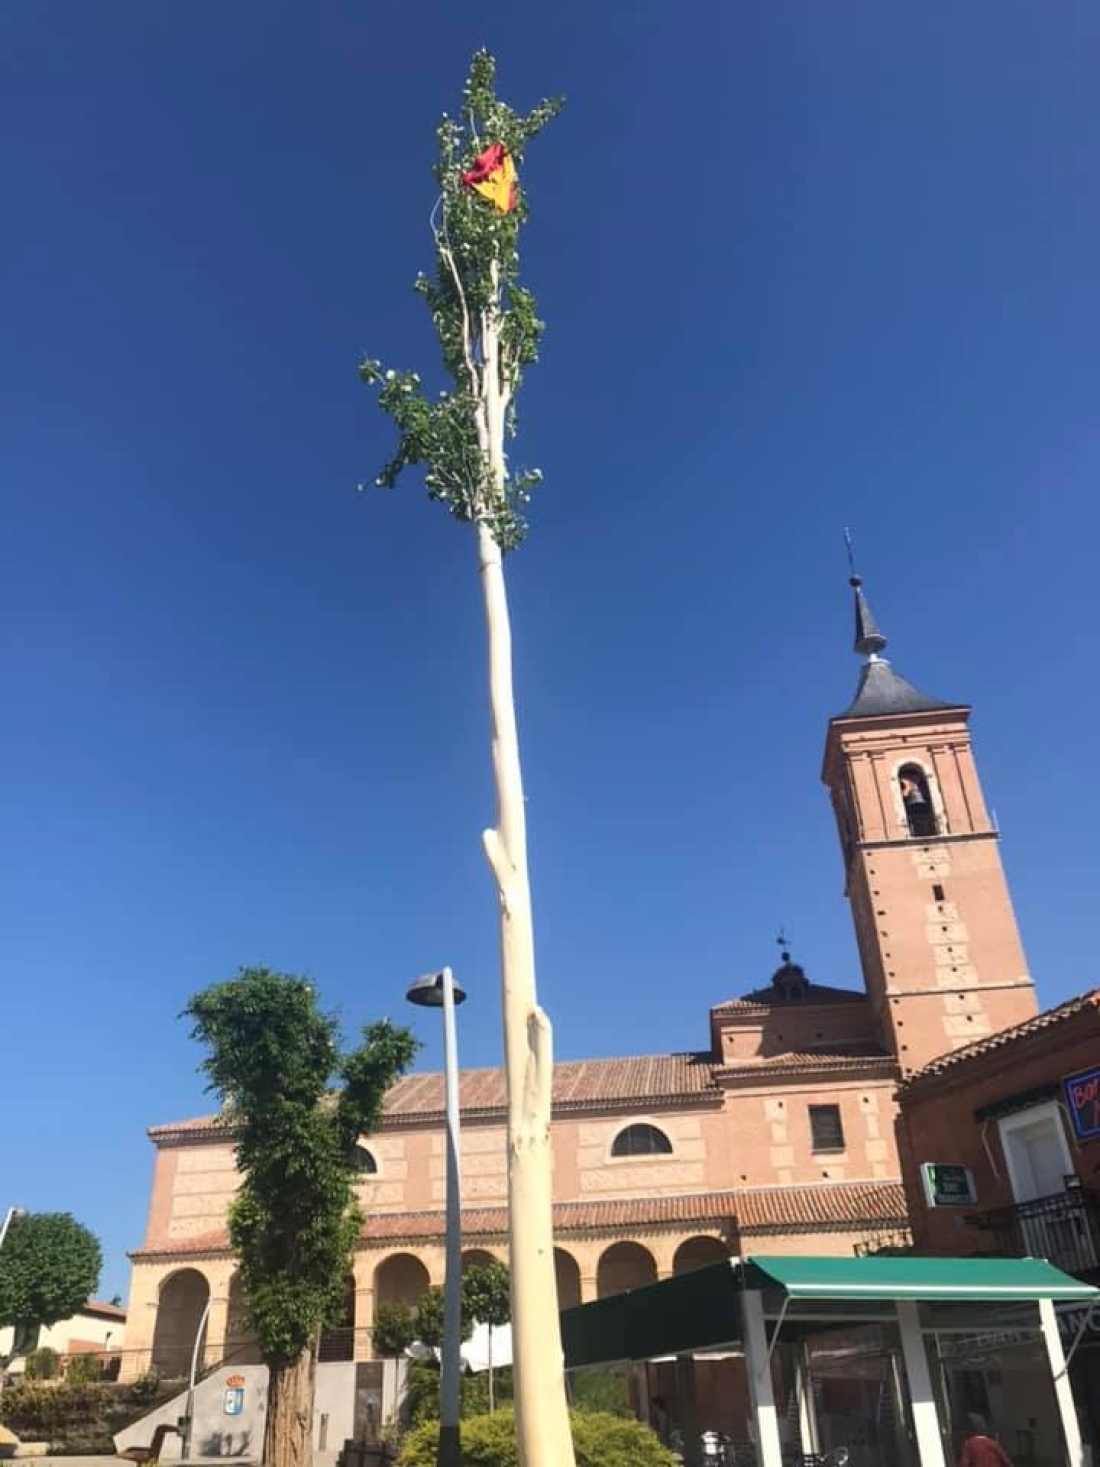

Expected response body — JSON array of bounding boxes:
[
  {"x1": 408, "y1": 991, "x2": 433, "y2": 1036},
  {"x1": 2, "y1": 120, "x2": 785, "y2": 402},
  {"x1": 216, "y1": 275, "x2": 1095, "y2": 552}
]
[{"x1": 358, "y1": 49, "x2": 563, "y2": 549}]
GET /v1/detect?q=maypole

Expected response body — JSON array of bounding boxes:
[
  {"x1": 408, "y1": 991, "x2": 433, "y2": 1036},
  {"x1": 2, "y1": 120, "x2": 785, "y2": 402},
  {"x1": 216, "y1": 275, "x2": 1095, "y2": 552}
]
[{"x1": 360, "y1": 53, "x2": 575, "y2": 1467}]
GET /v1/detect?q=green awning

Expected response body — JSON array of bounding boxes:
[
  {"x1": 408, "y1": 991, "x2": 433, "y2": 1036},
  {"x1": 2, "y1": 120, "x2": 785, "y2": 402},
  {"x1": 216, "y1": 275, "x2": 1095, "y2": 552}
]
[
  {"x1": 560, "y1": 1255, "x2": 1098, "y2": 1369},
  {"x1": 562, "y1": 1260, "x2": 740, "y2": 1369},
  {"x1": 744, "y1": 1254, "x2": 1098, "y2": 1303}
]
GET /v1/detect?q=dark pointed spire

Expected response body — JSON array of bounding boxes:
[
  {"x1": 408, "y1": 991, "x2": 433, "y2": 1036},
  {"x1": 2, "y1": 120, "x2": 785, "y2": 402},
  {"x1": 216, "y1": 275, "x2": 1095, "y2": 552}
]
[
  {"x1": 845, "y1": 528, "x2": 887, "y2": 659},
  {"x1": 838, "y1": 532, "x2": 952, "y2": 718},
  {"x1": 851, "y1": 574, "x2": 887, "y2": 659}
]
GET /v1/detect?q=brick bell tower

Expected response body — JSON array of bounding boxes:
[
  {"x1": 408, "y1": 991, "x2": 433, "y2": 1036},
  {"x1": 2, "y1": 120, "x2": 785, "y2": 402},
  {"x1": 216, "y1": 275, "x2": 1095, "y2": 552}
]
[{"x1": 821, "y1": 567, "x2": 1038, "y2": 1075}]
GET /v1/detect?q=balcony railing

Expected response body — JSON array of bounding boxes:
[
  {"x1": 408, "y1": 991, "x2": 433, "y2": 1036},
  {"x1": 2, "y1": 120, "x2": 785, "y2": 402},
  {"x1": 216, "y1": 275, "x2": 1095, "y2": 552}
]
[{"x1": 969, "y1": 1188, "x2": 1100, "y2": 1277}]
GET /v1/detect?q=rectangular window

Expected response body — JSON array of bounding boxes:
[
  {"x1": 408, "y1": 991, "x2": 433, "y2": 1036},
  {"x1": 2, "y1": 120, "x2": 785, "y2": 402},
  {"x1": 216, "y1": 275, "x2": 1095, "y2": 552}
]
[{"x1": 810, "y1": 1104, "x2": 846, "y2": 1153}]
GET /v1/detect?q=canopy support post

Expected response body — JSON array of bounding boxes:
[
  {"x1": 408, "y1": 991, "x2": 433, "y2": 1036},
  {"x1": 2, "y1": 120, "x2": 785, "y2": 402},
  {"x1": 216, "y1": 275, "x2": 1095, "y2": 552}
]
[
  {"x1": 1039, "y1": 1297, "x2": 1084, "y2": 1467},
  {"x1": 897, "y1": 1301, "x2": 946, "y2": 1467},
  {"x1": 742, "y1": 1290, "x2": 783, "y2": 1467}
]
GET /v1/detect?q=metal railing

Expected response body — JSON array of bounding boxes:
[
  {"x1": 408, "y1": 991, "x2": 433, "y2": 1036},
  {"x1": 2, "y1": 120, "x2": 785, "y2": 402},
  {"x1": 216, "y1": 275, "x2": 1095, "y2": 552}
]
[{"x1": 969, "y1": 1188, "x2": 1100, "y2": 1277}]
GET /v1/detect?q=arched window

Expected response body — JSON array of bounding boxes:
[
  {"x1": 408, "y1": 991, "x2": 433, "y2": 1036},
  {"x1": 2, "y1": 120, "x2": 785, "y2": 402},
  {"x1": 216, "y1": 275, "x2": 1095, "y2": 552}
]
[
  {"x1": 898, "y1": 764, "x2": 938, "y2": 838},
  {"x1": 354, "y1": 1144, "x2": 378, "y2": 1174},
  {"x1": 611, "y1": 1123, "x2": 673, "y2": 1158}
]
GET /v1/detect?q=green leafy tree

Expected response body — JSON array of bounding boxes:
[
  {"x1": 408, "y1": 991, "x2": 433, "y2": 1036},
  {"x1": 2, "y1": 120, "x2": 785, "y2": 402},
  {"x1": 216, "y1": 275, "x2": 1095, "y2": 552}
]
[
  {"x1": 414, "y1": 1286, "x2": 474, "y2": 1352},
  {"x1": 360, "y1": 50, "x2": 573, "y2": 1467},
  {"x1": 185, "y1": 967, "x2": 418, "y2": 1467},
  {"x1": 462, "y1": 1262, "x2": 511, "y2": 1411},
  {"x1": 0, "y1": 1213, "x2": 102, "y2": 1366},
  {"x1": 371, "y1": 1301, "x2": 417, "y2": 1360}
]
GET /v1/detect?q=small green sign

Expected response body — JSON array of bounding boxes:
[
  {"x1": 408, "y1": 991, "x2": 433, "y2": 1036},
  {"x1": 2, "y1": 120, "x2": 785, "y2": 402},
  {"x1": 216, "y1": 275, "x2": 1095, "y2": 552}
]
[{"x1": 922, "y1": 1163, "x2": 976, "y2": 1207}]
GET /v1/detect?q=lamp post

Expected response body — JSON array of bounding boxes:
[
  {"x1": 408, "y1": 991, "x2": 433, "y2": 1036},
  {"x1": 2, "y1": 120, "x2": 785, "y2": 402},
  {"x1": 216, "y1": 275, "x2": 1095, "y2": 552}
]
[
  {"x1": 406, "y1": 968, "x2": 466, "y2": 1467},
  {"x1": 0, "y1": 1207, "x2": 26, "y2": 1252},
  {"x1": 180, "y1": 1297, "x2": 212, "y2": 1460}
]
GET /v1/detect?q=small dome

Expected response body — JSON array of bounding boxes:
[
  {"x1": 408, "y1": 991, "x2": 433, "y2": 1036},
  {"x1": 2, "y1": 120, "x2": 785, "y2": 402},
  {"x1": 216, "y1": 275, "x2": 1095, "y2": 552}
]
[{"x1": 771, "y1": 954, "x2": 809, "y2": 1002}]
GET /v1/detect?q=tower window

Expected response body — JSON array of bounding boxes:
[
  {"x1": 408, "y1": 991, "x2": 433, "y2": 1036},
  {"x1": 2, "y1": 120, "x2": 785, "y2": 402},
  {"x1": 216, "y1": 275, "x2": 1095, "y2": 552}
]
[
  {"x1": 932, "y1": 883, "x2": 945, "y2": 903},
  {"x1": 898, "y1": 764, "x2": 938, "y2": 838},
  {"x1": 809, "y1": 1104, "x2": 846, "y2": 1154},
  {"x1": 611, "y1": 1123, "x2": 673, "y2": 1157}
]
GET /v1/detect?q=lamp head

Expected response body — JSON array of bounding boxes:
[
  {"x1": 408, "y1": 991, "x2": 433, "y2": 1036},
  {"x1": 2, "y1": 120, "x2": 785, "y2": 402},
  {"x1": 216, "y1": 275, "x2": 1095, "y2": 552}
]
[{"x1": 405, "y1": 970, "x2": 466, "y2": 1009}]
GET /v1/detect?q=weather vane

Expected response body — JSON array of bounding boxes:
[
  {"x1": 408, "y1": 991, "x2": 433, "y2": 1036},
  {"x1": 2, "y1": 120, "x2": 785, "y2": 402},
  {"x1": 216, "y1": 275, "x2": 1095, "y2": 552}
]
[{"x1": 776, "y1": 927, "x2": 791, "y2": 962}]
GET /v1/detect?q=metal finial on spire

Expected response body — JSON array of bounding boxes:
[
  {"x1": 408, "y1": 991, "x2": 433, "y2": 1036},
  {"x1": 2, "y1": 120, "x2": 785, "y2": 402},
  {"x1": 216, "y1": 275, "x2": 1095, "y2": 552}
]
[
  {"x1": 844, "y1": 528, "x2": 887, "y2": 660},
  {"x1": 776, "y1": 927, "x2": 791, "y2": 965}
]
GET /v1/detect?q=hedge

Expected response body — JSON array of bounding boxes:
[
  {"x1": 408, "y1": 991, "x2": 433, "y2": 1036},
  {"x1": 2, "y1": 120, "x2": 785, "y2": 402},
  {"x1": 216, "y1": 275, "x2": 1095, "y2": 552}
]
[
  {"x1": 396, "y1": 1408, "x2": 678, "y2": 1467},
  {"x1": 0, "y1": 1378, "x2": 176, "y2": 1455}
]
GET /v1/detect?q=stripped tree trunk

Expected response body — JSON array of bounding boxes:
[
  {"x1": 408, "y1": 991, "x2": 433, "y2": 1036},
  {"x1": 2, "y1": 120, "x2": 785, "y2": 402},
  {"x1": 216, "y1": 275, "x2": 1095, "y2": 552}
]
[
  {"x1": 264, "y1": 1344, "x2": 317, "y2": 1467},
  {"x1": 473, "y1": 271, "x2": 576, "y2": 1467}
]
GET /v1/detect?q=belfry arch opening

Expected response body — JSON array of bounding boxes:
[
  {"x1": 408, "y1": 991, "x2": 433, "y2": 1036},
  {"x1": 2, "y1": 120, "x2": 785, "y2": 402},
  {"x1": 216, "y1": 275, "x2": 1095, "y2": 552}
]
[{"x1": 898, "y1": 763, "x2": 937, "y2": 838}]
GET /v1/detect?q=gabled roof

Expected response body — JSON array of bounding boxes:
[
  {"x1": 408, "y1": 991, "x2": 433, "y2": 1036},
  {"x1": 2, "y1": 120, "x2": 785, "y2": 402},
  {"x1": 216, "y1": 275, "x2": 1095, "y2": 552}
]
[
  {"x1": 149, "y1": 1053, "x2": 723, "y2": 1141},
  {"x1": 900, "y1": 988, "x2": 1100, "y2": 1088},
  {"x1": 382, "y1": 1054, "x2": 720, "y2": 1120},
  {"x1": 712, "y1": 983, "x2": 867, "y2": 1014}
]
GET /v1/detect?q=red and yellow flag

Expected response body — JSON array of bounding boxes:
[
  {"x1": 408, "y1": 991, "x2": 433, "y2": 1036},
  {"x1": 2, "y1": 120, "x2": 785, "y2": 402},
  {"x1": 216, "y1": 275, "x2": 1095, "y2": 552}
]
[{"x1": 461, "y1": 143, "x2": 517, "y2": 214}]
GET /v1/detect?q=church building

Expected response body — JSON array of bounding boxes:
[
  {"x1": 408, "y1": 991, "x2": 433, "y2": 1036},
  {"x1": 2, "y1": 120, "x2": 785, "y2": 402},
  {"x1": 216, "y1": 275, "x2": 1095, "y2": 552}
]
[{"x1": 121, "y1": 574, "x2": 1038, "y2": 1377}]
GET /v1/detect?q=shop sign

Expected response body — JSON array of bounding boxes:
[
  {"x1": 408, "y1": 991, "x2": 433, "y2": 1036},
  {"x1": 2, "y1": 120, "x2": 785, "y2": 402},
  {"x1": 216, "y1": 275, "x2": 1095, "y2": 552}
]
[
  {"x1": 921, "y1": 1162, "x2": 976, "y2": 1207},
  {"x1": 1057, "y1": 1301, "x2": 1100, "y2": 1342},
  {"x1": 1063, "y1": 1066, "x2": 1100, "y2": 1142},
  {"x1": 937, "y1": 1330, "x2": 1035, "y2": 1363}
]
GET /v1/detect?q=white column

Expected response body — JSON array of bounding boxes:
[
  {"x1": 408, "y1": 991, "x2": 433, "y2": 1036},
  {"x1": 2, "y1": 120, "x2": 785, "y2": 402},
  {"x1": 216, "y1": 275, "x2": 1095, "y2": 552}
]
[
  {"x1": 741, "y1": 1290, "x2": 783, "y2": 1467},
  {"x1": 1039, "y1": 1298, "x2": 1084, "y2": 1467},
  {"x1": 897, "y1": 1301, "x2": 946, "y2": 1467}
]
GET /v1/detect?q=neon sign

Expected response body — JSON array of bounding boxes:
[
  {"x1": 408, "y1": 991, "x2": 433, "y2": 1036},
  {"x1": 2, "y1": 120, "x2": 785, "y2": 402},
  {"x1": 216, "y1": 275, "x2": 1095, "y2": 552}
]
[{"x1": 1063, "y1": 1067, "x2": 1100, "y2": 1142}]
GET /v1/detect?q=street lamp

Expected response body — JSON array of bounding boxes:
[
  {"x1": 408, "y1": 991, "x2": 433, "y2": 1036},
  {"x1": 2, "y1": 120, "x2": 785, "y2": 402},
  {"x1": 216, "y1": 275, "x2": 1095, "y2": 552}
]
[
  {"x1": 406, "y1": 968, "x2": 466, "y2": 1467},
  {"x1": 0, "y1": 1207, "x2": 27, "y2": 1251}
]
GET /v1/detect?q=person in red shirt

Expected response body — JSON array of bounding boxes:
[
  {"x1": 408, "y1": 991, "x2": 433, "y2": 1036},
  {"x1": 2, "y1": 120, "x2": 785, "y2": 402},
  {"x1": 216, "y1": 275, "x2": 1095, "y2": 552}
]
[{"x1": 959, "y1": 1414, "x2": 1014, "y2": 1467}]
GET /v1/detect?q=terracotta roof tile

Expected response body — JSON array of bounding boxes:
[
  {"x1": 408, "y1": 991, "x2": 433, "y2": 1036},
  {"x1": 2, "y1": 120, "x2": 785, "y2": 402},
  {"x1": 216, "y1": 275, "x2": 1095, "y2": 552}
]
[
  {"x1": 715, "y1": 1046, "x2": 893, "y2": 1079},
  {"x1": 900, "y1": 989, "x2": 1100, "y2": 1087},
  {"x1": 382, "y1": 1054, "x2": 720, "y2": 1120},
  {"x1": 150, "y1": 1054, "x2": 722, "y2": 1139},
  {"x1": 84, "y1": 1300, "x2": 127, "y2": 1321},
  {"x1": 735, "y1": 1181, "x2": 908, "y2": 1232},
  {"x1": 360, "y1": 1193, "x2": 742, "y2": 1242},
  {"x1": 131, "y1": 1182, "x2": 907, "y2": 1260}
]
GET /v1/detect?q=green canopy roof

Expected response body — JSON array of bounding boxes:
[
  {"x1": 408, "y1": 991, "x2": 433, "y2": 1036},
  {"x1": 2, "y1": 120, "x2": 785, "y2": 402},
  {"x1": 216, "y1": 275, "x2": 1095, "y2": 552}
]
[
  {"x1": 560, "y1": 1255, "x2": 1098, "y2": 1370},
  {"x1": 744, "y1": 1255, "x2": 1099, "y2": 1302}
]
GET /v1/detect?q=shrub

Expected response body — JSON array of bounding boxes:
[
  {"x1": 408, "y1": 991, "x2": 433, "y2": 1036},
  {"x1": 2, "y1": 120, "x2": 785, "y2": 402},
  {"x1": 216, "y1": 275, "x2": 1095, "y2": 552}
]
[
  {"x1": 127, "y1": 1371, "x2": 161, "y2": 1405},
  {"x1": 0, "y1": 1378, "x2": 173, "y2": 1455},
  {"x1": 0, "y1": 1380, "x2": 108, "y2": 1439},
  {"x1": 396, "y1": 1407, "x2": 677, "y2": 1467},
  {"x1": 65, "y1": 1354, "x2": 103, "y2": 1384},
  {"x1": 405, "y1": 1360, "x2": 514, "y2": 1425},
  {"x1": 23, "y1": 1347, "x2": 60, "y2": 1381},
  {"x1": 569, "y1": 1369, "x2": 632, "y2": 1418}
]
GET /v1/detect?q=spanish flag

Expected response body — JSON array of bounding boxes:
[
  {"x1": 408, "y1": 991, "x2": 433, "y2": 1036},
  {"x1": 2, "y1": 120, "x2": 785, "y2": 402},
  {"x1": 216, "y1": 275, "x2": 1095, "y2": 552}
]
[{"x1": 461, "y1": 143, "x2": 517, "y2": 214}]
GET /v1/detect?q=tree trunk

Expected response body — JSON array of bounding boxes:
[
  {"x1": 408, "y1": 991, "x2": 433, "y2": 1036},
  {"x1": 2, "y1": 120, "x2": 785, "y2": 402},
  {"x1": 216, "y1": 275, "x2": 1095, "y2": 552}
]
[
  {"x1": 477, "y1": 522, "x2": 576, "y2": 1467},
  {"x1": 264, "y1": 1345, "x2": 317, "y2": 1467},
  {"x1": 487, "y1": 1324, "x2": 494, "y2": 1414}
]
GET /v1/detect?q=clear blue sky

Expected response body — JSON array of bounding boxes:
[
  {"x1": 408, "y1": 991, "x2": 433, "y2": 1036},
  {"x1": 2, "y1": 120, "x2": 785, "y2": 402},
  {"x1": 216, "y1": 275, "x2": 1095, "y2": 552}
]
[{"x1": 3, "y1": 2, "x2": 1098, "y2": 1299}]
